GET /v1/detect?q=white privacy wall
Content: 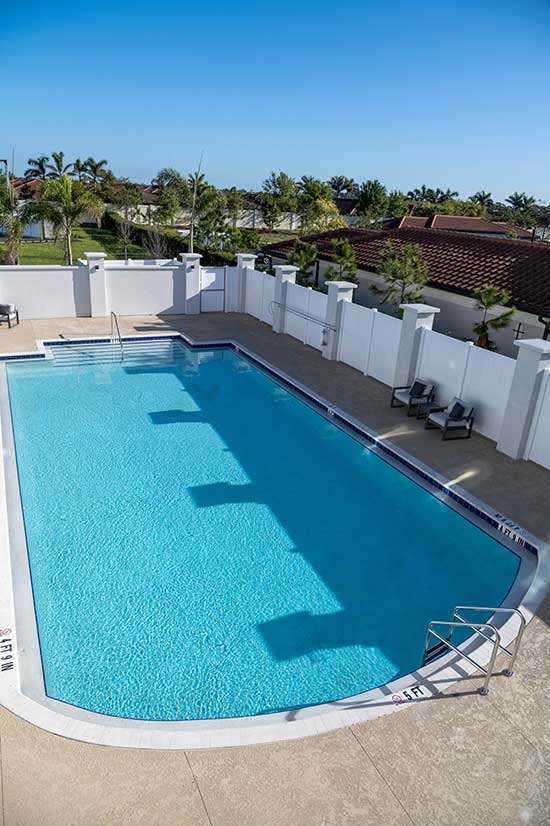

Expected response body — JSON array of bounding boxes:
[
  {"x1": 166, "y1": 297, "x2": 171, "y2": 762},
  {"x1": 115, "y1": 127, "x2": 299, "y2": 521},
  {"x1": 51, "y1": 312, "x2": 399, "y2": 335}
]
[
  {"x1": 416, "y1": 328, "x2": 515, "y2": 441},
  {"x1": 106, "y1": 265, "x2": 184, "y2": 315},
  {"x1": 244, "y1": 269, "x2": 275, "y2": 324},
  {"x1": 200, "y1": 267, "x2": 226, "y2": 312},
  {"x1": 0, "y1": 265, "x2": 90, "y2": 319},
  {"x1": 526, "y1": 369, "x2": 550, "y2": 469},
  {"x1": 368, "y1": 312, "x2": 401, "y2": 386},
  {"x1": 282, "y1": 283, "x2": 327, "y2": 352},
  {"x1": 338, "y1": 301, "x2": 375, "y2": 374}
]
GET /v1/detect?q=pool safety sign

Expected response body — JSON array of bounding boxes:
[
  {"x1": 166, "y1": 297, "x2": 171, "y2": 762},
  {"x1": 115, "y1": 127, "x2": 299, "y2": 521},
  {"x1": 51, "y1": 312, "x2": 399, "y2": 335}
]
[{"x1": 391, "y1": 685, "x2": 427, "y2": 705}]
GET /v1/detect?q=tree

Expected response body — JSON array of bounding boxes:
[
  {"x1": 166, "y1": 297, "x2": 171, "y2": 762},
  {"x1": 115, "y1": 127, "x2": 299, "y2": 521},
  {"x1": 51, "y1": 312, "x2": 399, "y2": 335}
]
[
  {"x1": 31, "y1": 175, "x2": 104, "y2": 264},
  {"x1": 472, "y1": 284, "x2": 515, "y2": 350},
  {"x1": 387, "y1": 190, "x2": 411, "y2": 217},
  {"x1": 46, "y1": 151, "x2": 73, "y2": 178},
  {"x1": 110, "y1": 178, "x2": 142, "y2": 259},
  {"x1": 225, "y1": 187, "x2": 243, "y2": 226},
  {"x1": 357, "y1": 180, "x2": 388, "y2": 220},
  {"x1": 296, "y1": 177, "x2": 340, "y2": 231},
  {"x1": 325, "y1": 238, "x2": 357, "y2": 283},
  {"x1": 72, "y1": 158, "x2": 87, "y2": 182},
  {"x1": 152, "y1": 168, "x2": 191, "y2": 208},
  {"x1": 25, "y1": 155, "x2": 49, "y2": 180},
  {"x1": 328, "y1": 175, "x2": 357, "y2": 198},
  {"x1": 372, "y1": 241, "x2": 430, "y2": 316},
  {"x1": 188, "y1": 167, "x2": 206, "y2": 253},
  {"x1": 156, "y1": 188, "x2": 180, "y2": 226},
  {"x1": 423, "y1": 199, "x2": 485, "y2": 217},
  {"x1": 262, "y1": 172, "x2": 298, "y2": 224},
  {"x1": 506, "y1": 191, "x2": 535, "y2": 212},
  {"x1": 470, "y1": 190, "x2": 493, "y2": 207},
  {"x1": 84, "y1": 157, "x2": 109, "y2": 192},
  {"x1": 287, "y1": 239, "x2": 318, "y2": 286},
  {"x1": 0, "y1": 174, "x2": 36, "y2": 264},
  {"x1": 260, "y1": 194, "x2": 282, "y2": 231}
]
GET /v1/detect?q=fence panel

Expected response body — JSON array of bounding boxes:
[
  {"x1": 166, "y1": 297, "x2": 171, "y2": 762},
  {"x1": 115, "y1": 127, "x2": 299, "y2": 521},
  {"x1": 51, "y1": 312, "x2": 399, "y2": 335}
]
[
  {"x1": 338, "y1": 301, "x2": 375, "y2": 373},
  {"x1": 260, "y1": 274, "x2": 275, "y2": 324},
  {"x1": 107, "y1": 266, "x2": 183, "y2": 315},
  {"x1": 224, "y1": 266, "x2": 239, "y2": 312},
  {"x1": 416, "y1": 329, "x2": 471, "y2": 404},
  {"x1": 526, "y1": 369, "x2": 550, "y2": 469},
  {"x1": 367, "y1": 312, "x2": 401, "y2": 385},
  {"x1": 461, "y1": 346, "x2": 515, "y2": 440},
  {"x1": 305, "y1": 290, "x2": 328, "y2": 351},
  {"x1": 0, "y1": 265, "x2": 89, "y2": 319},
  {"x1": 244, "y1": 269, "x2": 264, "y2": 319},
  {"x1": 284, "y1": 282, "x2": 309, "y2": 342}
]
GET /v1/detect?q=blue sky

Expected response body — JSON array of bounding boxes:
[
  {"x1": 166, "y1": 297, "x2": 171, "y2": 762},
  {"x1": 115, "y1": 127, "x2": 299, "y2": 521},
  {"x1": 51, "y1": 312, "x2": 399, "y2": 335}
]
[{"x1": 2, "y1": 0, "x2": 549, "y2": 201}]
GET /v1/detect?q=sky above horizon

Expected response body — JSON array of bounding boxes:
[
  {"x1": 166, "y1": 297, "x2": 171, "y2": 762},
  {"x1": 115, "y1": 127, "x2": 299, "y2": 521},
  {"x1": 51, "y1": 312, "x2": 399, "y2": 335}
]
[{"x1": 2, "y1": 0, "x2": 549, "y2": 202}]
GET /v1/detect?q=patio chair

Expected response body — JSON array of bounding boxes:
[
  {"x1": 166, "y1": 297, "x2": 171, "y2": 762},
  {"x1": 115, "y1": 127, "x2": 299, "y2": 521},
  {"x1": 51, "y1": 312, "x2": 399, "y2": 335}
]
[
  {"x1": 391, "y1": 378, "x2": 435, "y2": 417},
  {"x1": 425, "y1": 397, "x2": 475, "y2": 440},
  {"x1": 0, "y1": 304, "x2": 19, "y2": 329}
]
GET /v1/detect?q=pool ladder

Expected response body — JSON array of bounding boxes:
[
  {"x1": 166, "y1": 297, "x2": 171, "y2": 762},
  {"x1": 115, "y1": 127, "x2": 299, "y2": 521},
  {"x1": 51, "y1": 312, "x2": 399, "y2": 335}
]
[
  {"x1": 110, "y1": 312, "x2": 124, "y2": 361},
  {"x1": 422, "y1": 606, "x2": 526, "y2": 695}
]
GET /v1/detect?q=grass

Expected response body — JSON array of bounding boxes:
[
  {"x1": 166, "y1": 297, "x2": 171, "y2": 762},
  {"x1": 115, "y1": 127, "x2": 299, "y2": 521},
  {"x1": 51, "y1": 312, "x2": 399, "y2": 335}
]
[
  {"x1": 18, "y1": 225, "x2": 152, "y2": 265},
  {"x1": 258, "y1": 230, "x2": 299, "y2": 246}
]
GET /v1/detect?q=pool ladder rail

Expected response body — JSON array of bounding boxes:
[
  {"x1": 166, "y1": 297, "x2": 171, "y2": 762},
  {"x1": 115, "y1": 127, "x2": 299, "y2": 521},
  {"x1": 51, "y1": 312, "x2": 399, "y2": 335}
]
[
  {"x1": 110, "y1": 312, "x2": 124, "y2": 361},
  {"x1": 422, "y1": 606, "x2": 526, "y2": 695}
]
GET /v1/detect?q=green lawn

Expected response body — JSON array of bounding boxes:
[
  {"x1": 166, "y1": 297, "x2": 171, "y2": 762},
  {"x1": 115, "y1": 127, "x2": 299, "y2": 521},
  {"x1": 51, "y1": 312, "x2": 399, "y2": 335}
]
[{"x1": 18, "y1": 225, "x2": 152, "y2": 265}]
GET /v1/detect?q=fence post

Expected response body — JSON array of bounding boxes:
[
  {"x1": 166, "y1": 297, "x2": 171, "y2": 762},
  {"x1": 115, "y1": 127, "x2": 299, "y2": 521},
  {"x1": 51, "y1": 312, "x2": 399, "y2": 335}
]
[
  {"x1": 497, "y1": 339, "x2": 550, "y2": 459},
  {"x1": 272, "y1": 265, "x2": 298, "y2": 333},
  {"x1": 322, "y1": 281, "x2": 357, "y2": 360},
  {"x1": 393, "y1": 303, "x2": 440, "y2": 387},
  {"x1": 85, "y1": 252, "x2": 107, "y2": 317},
  {"x1": 180, "y1": 253, "x2": 202, "y2": 314},
  {"x1": 236, "y1": 254, "x2": 257, "y2": 313}
]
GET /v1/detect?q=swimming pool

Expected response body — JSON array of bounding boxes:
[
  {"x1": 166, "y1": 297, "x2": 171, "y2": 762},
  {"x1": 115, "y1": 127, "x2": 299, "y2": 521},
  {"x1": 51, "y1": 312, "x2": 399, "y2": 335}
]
[{"x1": 5, "y1": 339, "x2": 523, "y2": 722}]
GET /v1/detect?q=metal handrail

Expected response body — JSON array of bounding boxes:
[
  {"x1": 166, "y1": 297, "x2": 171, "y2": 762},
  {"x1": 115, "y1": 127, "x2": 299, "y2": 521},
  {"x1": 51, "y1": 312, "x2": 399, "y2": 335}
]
[
  {"x1": 423, "y1": 621, "x2": 501, "y2": 695},
  {"x1": 110, "y1": 312, "x2": 124, "y2": 361},
  {"x1": 268, "y1": 300, "x2": 337, "y2": 332},
  {"x1": 451, "y1": 606, "x2": 526, "y2": 676}
]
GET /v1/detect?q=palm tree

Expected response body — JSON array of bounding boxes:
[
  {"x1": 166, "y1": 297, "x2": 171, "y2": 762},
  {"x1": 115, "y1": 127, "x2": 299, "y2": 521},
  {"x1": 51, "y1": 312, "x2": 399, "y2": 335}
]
[
  {"x1": 438, "y1": 188, "x2": 459, "y2": 202},
  {"x1": 84, "y1": 157, "x2": 109, "y2": 192},
  {"x1": 407, "y1": 185, "x2": 431, "y2": 205},
  {"x1": 506, "y1": 192, "x2": 535, "y2": 212},
  {"x1": 30, "y1": 175, "x2": 104, "y2": 265},
  {"x1": 25, "y1": 155, "x2": 49, "y2": 180},
  {"x1": 72, "y1": 158, "x2": 87, "y2": 182},
  {"x1": 469, "y1": 190, "x2": 493, "y2": 207},
  {"x1": 328, "y1": 175, "x2": 357, "y2": 198},
  {"x1": 46, "y1": 151, "x2": 73, "y2": 179},
  {"x1": 188, "y1": 165, "x2": 206, "y2": 253}
]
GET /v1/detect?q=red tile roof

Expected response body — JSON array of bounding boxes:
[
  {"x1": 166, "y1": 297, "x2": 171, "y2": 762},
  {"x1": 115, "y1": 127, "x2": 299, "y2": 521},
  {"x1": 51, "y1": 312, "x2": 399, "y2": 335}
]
[
  {"x1": 383, "y1": 214, "x2": 532, "y2": 238},
  {"x1": 262, "y1": 227, "x2": 550, "y2": 314}
]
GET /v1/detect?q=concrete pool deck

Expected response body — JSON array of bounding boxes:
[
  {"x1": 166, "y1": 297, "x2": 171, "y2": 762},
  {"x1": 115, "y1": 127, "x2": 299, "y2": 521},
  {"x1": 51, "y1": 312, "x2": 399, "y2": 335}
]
[{"x1": 0, "y1": 313, "x2": 549, "y2": 825}]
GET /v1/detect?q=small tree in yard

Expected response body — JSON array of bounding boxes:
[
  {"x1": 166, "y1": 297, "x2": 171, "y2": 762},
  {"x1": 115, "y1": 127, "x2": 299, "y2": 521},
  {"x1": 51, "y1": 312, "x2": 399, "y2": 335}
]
[
  {"x1": 472, "y1": 284, "x2": 515, "y2": 350},
  {"x1": 111, "y1": 178, "x2": 142, "y2": 259},
  {"x1": 156, "y1": 188, "x2": 180, "y2": 226},
  {"x1": 325, "y1": 238, "x2": 357, "y2": 283},
  {"x1": 287, "y1": 239, "x2": 318, "y2": 286},
  {"x1": 31, "y1": 175, "x2": 104, "y2": 265},
  {"x1": 226, "y1": 187, "x2": 243, "y2": 226},
  {"x1": 372, "y1": 240, "x2": 429, "y2": 316}
]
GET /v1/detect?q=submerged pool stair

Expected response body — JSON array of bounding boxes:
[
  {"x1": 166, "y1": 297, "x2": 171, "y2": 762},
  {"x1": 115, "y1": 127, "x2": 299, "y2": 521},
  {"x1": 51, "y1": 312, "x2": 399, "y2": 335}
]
[
  {"x1": 48, "y1": 338, "x2": 189, "y2": 367},
  {"x1": 422, "y1": 605, "x2": 526, "y2": 695}
]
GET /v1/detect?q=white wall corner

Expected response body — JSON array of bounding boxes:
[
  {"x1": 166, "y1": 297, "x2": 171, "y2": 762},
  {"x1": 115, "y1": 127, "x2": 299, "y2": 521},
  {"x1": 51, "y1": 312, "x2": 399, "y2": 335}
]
[
  {"x1": 322, "y1": 281, "x2": 358, "y2": 360},
  {"x1": 180, "y1": 253, "x2": 202, "y2": 315},
  {"x1": 236, "y1": 253, "x2": 257, "y2": 313},
  {"x1": 497, "y1": 339, "x2": 550, "y2": 460},
  {"x1": 272, "y1": 265, "x2": 298, "y2": 333},
  {"x1": 85, "y1": 252, "x2": 108, "y2": 317},
  {"x1": 393, "y1": 303, "x2": 440, "y2": 387}
]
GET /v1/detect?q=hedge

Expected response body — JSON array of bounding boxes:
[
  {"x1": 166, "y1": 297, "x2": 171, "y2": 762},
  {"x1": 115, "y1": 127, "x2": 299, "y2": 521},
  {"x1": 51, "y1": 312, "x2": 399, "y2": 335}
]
[{"x1": 102, "y1": 212, "x2": 237, "y2": 267}]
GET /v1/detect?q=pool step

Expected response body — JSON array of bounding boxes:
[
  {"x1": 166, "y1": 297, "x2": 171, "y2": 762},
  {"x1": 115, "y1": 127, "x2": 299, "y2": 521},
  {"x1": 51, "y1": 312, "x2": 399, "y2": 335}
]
[
  {"x1": 48, "y1": 339, "x2": 190, "y2": 367},
  {"x1": 423, "y1": 639, "x2": 449, "y2": 665}
]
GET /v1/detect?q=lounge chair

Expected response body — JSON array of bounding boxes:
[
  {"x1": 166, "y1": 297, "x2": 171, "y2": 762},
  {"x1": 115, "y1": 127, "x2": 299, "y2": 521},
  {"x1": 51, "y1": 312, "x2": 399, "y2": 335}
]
[
  {"x1": 425, "y1": 397, "x2": 475, "y2": 440},
  {"x1": 391, "y1": 378, "x2": 435, "y2": 416},
  {"x1": 0, "y1": 304, "x2": 19, "y2": 329}
]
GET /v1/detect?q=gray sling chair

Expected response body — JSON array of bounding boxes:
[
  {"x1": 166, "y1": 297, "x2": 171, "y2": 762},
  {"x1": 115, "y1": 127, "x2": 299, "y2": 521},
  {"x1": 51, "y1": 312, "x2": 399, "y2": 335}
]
[
  {"x1": 391, "y1": 378, "x2": 435, "y2": 417},
  {"x1": 0, "y1": 304, "x2": 19, "y2": 328},
  {"x1": 425, "y1": 397, "x2": 475, "y2": 440}
]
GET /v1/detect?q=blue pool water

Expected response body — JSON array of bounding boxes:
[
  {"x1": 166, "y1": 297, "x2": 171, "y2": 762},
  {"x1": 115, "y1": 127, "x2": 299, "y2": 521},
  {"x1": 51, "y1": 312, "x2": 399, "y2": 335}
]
[{"x1": 7, "y1": 342, "x2": 520, "y2": 721}]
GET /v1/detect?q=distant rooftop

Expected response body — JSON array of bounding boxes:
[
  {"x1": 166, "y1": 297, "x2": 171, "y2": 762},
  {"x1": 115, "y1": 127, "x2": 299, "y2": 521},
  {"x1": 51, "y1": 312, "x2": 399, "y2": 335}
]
[
  {"x1": 263, "y1": 226, "x2": 550, "y2": 315},
  {"x1": 383, "y1": 214, "x2": 532, "y2": 239}
]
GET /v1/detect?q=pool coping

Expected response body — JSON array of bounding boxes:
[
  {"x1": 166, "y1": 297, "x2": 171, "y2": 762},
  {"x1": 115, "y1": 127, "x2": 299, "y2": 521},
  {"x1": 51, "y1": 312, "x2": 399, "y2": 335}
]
[{"x1": 0, "y1": 330, "x2": 548, "y2": 750}]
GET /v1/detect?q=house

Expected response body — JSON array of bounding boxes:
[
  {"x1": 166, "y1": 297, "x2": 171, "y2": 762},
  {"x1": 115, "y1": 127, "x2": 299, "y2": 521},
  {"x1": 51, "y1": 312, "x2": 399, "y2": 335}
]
[
  {"x1": 263, "y1": 227, "x2": 550, "y2": 356},
  {"x1": 382, "y1": 214, "x2": 532, "y2": 239}
]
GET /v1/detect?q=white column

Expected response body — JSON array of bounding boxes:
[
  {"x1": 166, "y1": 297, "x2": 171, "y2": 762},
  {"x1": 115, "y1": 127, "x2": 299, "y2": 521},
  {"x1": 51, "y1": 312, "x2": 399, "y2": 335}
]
[
  {"x1": 393, "y1": 303, "x2": 440, "y2": 387},
  {"x1": 236, "y1": 253, "x2": 257, "y2": 313},
  {"x1": 272, "y1": 265, "x2": 298, "y2": 333},
  {"x1": 85, "y1": 252, "x2": 107, "y2": 317},
  {"x1": 497, "y1": 339, "x2": 550, "y2": 459},
  {"x1": 322, "y1": 281, "x2": 357, "y2": 360},
  {"x1": 180, "y1": 253, "x2": 202, "y2": 314}
]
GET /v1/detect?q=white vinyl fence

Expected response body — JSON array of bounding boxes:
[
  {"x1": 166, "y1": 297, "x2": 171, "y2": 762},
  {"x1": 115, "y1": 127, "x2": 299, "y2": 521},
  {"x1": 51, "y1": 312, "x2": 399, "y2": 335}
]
[
  {"x1": 337, "y1": 301, "x2": 400, "y2": 386},
  {"x1": 244, "y1": 269, "x2": 275, "y2": 324},
  {"x1": 526, "y1": 369, "x2": 550, "y2": 468},
  {"x1": 415, "y1": 329, "x2": 515, "y2": 441}
]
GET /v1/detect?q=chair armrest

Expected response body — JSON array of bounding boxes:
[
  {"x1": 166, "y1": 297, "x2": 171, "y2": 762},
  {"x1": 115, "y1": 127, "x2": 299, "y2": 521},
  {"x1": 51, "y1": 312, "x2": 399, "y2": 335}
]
[
  {"x1": 427, "y1": 404, "x2": 446, "y2": 414},
  {"x1": 392, "y1": 385, "x2": 411, "y2": 392}
]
